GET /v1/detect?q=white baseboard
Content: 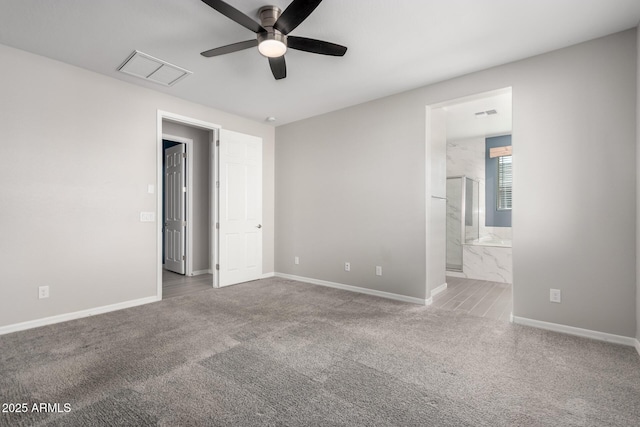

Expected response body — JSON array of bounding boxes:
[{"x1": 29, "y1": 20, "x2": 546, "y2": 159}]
[
  {"x1": 431, "y1": 282, "x2": 447, "y2": 297},
  {"x1": 191, "y1": 269, "x2": 212, "y2": 276},
  {"x1": 0, "y1": 296, "x2": 160, "y2": 336},
  {"x1": 261, "y1": 272, "x2": 275, "y2": 279},
  {"x1": 512, "y1": 316, "x2": 637, "y2": 347},
  {"x1": 635, "y1": 339, "x2": 640, "y2": 356},
  {"x1": 445, "y1": 271, "x2": 466, "y2": 278},
  {"x1": 275, "y1": 273, "x2": 426, "y2": 305}
]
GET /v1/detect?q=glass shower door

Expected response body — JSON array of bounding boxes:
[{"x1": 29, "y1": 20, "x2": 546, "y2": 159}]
[{"x1": 446, "y1": 177, "x2": 463, "y2": 271}]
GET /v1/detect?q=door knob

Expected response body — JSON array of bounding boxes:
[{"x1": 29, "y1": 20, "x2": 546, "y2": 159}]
[{"x1": 256, "y1": 224, "x2": 262, "y2": 229}]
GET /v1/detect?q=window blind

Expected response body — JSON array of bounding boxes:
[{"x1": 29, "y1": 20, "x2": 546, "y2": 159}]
[{"x1": 497, "y1": 155, "x2": 512, "y2": 210}]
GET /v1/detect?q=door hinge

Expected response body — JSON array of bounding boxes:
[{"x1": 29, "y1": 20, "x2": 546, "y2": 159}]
[
  {"x1": 216, "y1": 140, "x2": 220, "y2": 147},
  {"x1": 182, "y1": 255, "x2": 186, "y2": 261},
  {"x1": 183, "y1": 187, "x2": 187, "y2": 193},
  {"x1": 182, "y1": 153, "x2": 187, "y2": 158},
  {"x1": 216, "y1": 264, "x2": 220, "y2": 270},
  {"x1": 216, "y1": 223, "x2": 219, "y2": 229},
  {"x1": 216, "y1": 181, "x2": 219, "y2": 188},
  {"x1": 182, "y1": 221, "x2": 187, "y2": 226}
]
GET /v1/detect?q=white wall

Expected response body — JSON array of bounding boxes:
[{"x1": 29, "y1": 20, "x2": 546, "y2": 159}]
[
  {"x1": 0, "y1": 44, "x2": 275, "y2": 328},
  {"x1": 636, "y1": 24, "x2": 640, "y2": 343},
  {"x1": 276, "y1": 29, "x2": 637, "y2": 337}
]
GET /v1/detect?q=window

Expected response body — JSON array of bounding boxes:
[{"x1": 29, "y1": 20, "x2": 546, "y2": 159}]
[{"x1": 497, "y1": 155, "x2": 512, "y2": 210}]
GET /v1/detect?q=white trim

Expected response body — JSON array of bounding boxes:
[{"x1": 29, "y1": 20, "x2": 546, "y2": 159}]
[
  {"x1": 445, "y1": 271, "x2": 466, "y2": 278},
  {"x1": 431, "y1": 282, "x2": 447, "y2": 297},
  {"x1": 157, "y1": 111, "x2": 221, "y2": 299},
  {"x1": 275, "y1": 273, "x2": 427, "y2": 305},
  {"x1": 261, "y1": 272, "x2": 275, "y2": 279},
  {"x1": 512, "y1": 316, "x2": 637, "y2": 347},
  {"x1": 192, "y1": 269, "x2": 212, "y2": 276},
  {"x1": 0, "y1": 296, "x2": 159, "y2": 336},
  {"x1": 635, "y1": 339, "x2": 640, "y2": 356},
  {"x1": 211, "y1": 132, "x2": 219, "y2": 288},
  {"x1": 162, "y1": 133, "x2": 194, "y2": 276}
]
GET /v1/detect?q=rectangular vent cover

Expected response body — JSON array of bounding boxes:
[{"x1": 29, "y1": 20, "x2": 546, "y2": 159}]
[
  {"x1": 118, "y1": 50, "x2": 192, "y2": 86},
  {"x1": 475, "y1": 109, "x2": 498, "y2": 118}
]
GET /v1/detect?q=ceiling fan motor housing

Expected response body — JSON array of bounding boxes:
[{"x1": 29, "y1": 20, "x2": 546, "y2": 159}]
[{"x1": 257, "y1": 6, "x2": 287, "y2": 57}]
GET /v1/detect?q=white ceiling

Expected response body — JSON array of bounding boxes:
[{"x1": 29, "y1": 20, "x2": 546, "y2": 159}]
[
  {"x1": 445, "y1": 90, "x2": 512, "y2": 141},
  {"x1": 1, "y1": 0, "x2": 639, "y2": 125}
]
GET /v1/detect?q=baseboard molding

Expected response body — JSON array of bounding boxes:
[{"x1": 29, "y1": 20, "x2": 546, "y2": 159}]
[
  {"x1": 0, "y1": 296, "x2": 160, "y2": 336},
  {"x1": 445, "y1": 271, "x2": 465, "y2": 278},
  {"x1": 431, "y1": 282, "x2": 447, "y2": 297},
  {"x1": 635, "y1": 339, "x2": 640, "y2": 356},
  {"x1": 275, "y1": 273, "x2": 426, "y2": 305},
  {"x1": 191, "y1": 269, "x2": 212, "y2": 276},
  {"x1": 512, "y1": 316, "x2": 637, "y2": 347},
  {"x1": 261, "y1": 272, "x2": 275, "y2": 279}
]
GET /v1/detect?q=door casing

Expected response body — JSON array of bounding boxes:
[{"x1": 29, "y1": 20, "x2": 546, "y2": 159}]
[{"x1": 157, "y1": 111, "x2": 220, "y2": 299}]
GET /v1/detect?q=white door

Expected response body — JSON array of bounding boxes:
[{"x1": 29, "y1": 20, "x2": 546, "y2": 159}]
[
  {"x1": 164, "y1": 143, "x2": 186, "y2": 274},
  {"x1": 218, "y1": 129, "x2": 262, "y2": 287}
]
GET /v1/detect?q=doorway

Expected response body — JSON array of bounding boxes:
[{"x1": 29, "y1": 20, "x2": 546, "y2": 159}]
[
  {"x1": 157, "y1": 111, "x2": 219, "y2": 299},
  {"x1": 427, "y1": 88, "x2": 514, "y2": 321},
  {"x1": 156, "y1": 111, "x2": 265, "y2": 299}
]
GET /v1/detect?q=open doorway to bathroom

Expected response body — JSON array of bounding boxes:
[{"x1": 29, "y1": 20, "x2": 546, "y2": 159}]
[{"x1": 432, "y1": 88, "x2": 513, "y2": 321}]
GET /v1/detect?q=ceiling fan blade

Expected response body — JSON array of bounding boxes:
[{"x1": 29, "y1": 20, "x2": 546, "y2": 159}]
[
  {"x1": 200, "y1": 40, "x2": 258, "y2": 57},
  {"x1": 201, "y1": 0, "x2": 265, "y2": 33},
  {"x1": 273, "y1": 0, "x2": 323, "y2": 35},
  {"x1": 268, "y1": 56, "x2": 287, "y2": 80},
  {"x1": 288, "y1": 36, "x2": 347, "y2": 56}
]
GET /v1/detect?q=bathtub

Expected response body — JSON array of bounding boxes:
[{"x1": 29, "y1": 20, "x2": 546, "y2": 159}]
[
  {"x1": 447, "y1": 236, "x2": 513, "y2": 283},
  {"x1": 468, "y1": 236, "x2": 512, "y2": 248}
]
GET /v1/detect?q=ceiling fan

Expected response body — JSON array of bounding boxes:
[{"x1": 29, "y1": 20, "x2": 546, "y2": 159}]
[{"x1": 200, "y1": 0, "x2": 347, "y2": 80}]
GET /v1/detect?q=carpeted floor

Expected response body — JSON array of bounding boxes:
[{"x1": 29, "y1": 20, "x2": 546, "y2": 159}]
[{"x1": 1, "y1": 277, "x2": 639, "y2": 426}]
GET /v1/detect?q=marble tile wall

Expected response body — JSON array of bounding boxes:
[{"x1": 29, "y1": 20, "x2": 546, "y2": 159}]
[
  {"x1": 446, "y1": 137, "x2": 513, "y2": 283},
  {"x1": 446, "y1": 137, "x2": 512, "y2": 240},
  {"x1": 461, "y1": 244, "x2": 513, "y2": 283},
  {"x1": 483, "y1": 226, "x2": 512, "y2": 241}
]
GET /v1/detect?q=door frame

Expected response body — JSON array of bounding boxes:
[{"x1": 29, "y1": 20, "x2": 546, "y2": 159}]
[
  {"x1": 425, "y1": 87, "x2": 514, "y2": 315},
  {"x1": 156, "y1": 111, "x2": 221, "y2": 299},
  {"x1": 162, "y1": 134, "x2": 192, "y2": 276}
]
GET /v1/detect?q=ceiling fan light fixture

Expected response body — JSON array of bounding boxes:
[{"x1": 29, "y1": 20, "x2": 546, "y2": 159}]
[{"x1": 258, "y1": 32, "x2": 287, "y2": 58}]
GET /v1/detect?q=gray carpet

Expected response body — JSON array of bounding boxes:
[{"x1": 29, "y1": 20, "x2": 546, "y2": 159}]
[{"x1": 1, "y1": 277, "x2": 639, "y2": 426}]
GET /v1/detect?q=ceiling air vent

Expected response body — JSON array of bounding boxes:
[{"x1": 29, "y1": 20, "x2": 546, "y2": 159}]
[
  {"x1": 118, "y1": 50, "x2": 192, "y2": 87},
  {"x1": 475, "y1": 109, "x2": 498, "y2": 118}
]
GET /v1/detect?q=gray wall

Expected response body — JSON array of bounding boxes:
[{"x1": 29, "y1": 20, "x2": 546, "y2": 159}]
[
  {"x1": 276, "y1": 29, "x2": 637, "y2": 337},
  {"x1": 0, "y1": 43, "x2": 275, "y2": 328},
  {"x1": 162, "y1": 121, "x2": 211, "y2": 273},
  {"x1": 637, "y1": 25, "x2": 640, "y2": 343},
  {"x1": 276, "y1": 94, "x2": 427, "y2": 299}
]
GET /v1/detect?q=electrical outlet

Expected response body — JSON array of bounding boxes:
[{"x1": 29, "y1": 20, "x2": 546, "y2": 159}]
[
  {"x1": 140, "y1": 212, "x2": 155, "y2": 222},
  {"x1": 38, "y1": 286, "x2": 49, "y2": 299},
  {"x1": 550, "y1": 289, "x2": 561, "y2": 303},
  {"x1": 375, "y1": 266, "x2": 383, "y2": 276},
  {"x1": 345, "y1": 262, "x2": 351, "y2": 272},
  {"x1": 294, "y1": 256, "x2": 299, "y2": 265}
]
